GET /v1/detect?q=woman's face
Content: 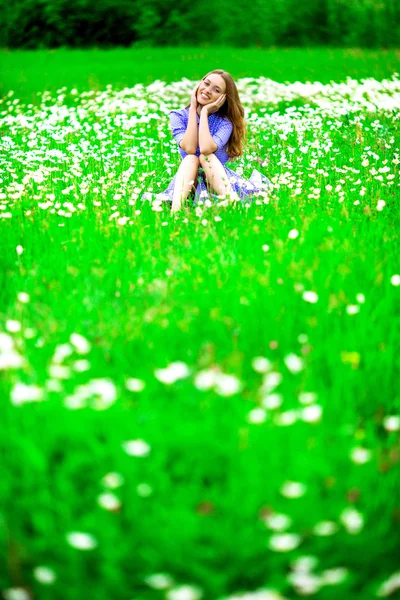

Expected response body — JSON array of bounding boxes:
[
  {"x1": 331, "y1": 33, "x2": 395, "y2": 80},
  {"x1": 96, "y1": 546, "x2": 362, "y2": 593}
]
[{"x1": 197, "y1": 74, "x2": 226, "y2": 107}]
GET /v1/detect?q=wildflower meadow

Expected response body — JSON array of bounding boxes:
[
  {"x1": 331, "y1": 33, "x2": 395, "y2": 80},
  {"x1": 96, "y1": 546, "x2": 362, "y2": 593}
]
[{"x1": 1, "y1": 48, "x2": 400, "y2": 600}]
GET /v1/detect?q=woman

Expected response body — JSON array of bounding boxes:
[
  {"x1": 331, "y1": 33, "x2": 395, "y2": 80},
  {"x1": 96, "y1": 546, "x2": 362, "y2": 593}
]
[{"x1": 150, "y1": 69, "x2": 271, "y2": 212}]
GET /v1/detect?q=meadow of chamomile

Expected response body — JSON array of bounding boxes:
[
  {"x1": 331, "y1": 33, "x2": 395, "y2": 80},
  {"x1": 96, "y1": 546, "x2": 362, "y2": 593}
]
[{"x1": 1, "y1": 50, "x2": 400, "y2": 600}]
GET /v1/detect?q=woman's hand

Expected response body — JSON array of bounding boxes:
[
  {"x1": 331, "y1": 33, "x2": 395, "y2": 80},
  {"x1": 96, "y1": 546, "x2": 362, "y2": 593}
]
[
  {"x1": 190, "y1": 83, "x2": 200, "y2": 110},
  {"x1": 202, "y1": 94, "x2": 226, "y2": 115}
]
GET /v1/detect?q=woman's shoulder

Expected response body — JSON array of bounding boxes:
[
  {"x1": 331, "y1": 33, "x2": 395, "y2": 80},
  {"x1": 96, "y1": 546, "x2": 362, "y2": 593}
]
[
  {"x1": 217, "y1": 112, "x2": 232, "y2": 123},
  {"x1": 169, "y1": 107, "x2": 189, "y2": 118},
  {"x1": 217, "y1": 113, "x2": 233, "y2": 128}
]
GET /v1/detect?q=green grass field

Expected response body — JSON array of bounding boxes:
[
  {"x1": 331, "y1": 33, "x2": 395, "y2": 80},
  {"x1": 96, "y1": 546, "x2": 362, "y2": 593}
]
[
  {"x1": 1, "y1": 47, "x2": 400, "y2": 600},
  {"x1": 1, "y1": 46, "x2": 400, "y2": 102}
]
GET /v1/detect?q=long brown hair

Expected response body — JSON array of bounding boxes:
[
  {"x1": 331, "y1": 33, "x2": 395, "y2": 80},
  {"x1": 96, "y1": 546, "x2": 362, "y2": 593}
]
[{"x1": 184, "y1": 69, "x2": 247, "y2": 161}]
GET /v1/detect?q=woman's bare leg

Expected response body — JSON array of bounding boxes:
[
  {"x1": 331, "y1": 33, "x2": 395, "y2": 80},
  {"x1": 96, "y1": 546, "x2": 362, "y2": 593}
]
[
  {"x1": 171, "y1": 155, "x2": 200, "y2": 212},
  {"x1": 199, "y1": 153, "x2": 240, "y2": 202}
]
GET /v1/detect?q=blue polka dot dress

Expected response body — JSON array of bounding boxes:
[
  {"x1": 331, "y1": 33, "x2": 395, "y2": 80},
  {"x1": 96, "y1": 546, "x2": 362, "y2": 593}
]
[{"x1": 148, "y1": 107, "x2": 271, "y2": 206}]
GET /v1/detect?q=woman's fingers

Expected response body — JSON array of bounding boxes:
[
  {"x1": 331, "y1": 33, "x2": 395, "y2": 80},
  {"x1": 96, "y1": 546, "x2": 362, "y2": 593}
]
[{"x1": 212, "y1": 95, "x2": 224, "y2": 108}]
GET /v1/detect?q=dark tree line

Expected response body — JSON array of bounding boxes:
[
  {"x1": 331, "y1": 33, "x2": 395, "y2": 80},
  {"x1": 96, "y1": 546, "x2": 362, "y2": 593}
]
[{"x1": 1, "y1": 0, "x2": 399, "y2": 48}]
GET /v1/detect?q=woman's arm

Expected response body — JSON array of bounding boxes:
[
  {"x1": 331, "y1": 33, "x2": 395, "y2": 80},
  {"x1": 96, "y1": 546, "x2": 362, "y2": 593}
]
[
  {"x1": 199, "y1": 94, "x2": 226, "y2": 155},
  {"x1": 199, "y1": 108, "x2": 218, "y2": 155},
  {"x1": 179, "y1": 84, "x2": 201, "y2": 154},
  {"x1": 179, "y1": 106, "x2": 198, "y2": 154}
]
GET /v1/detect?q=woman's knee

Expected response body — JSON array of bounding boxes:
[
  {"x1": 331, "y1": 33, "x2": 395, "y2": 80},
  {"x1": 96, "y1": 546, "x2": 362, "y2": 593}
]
[
  {"x1": 183, "y1": 154, "x2": 200, "y2": 167},
  {"x1": 199, "y1": 153, "x2": 215, "y2": 166}
]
